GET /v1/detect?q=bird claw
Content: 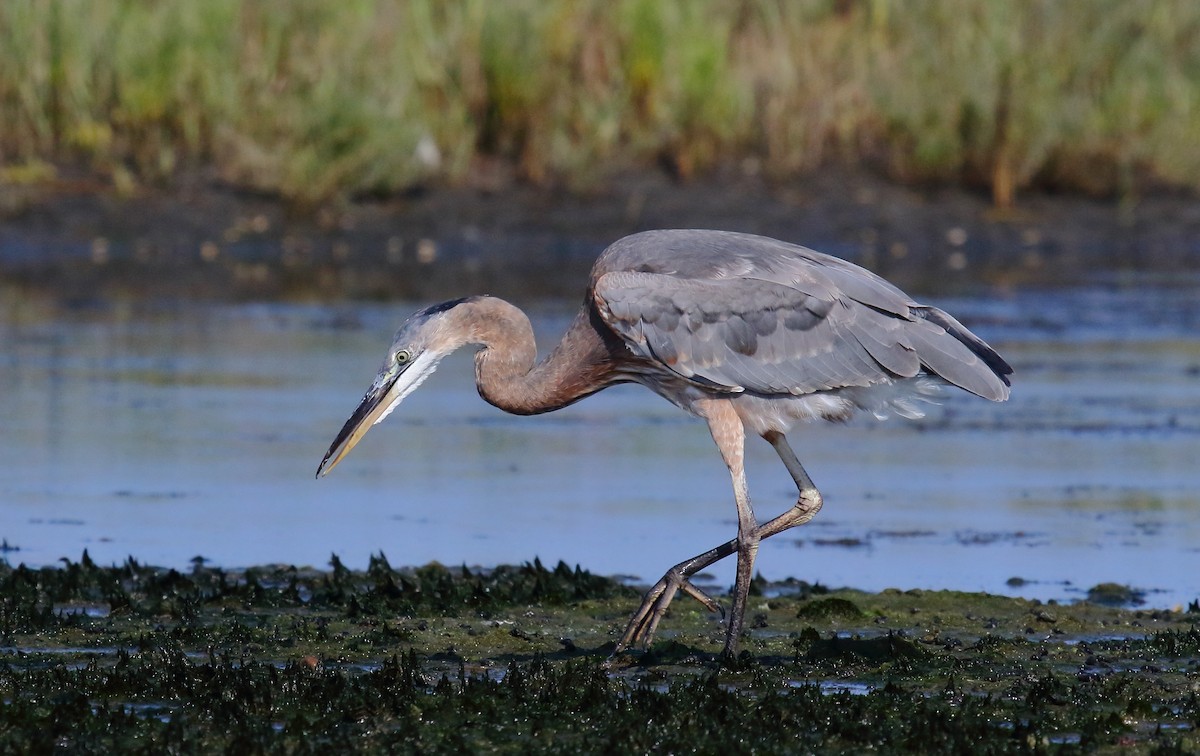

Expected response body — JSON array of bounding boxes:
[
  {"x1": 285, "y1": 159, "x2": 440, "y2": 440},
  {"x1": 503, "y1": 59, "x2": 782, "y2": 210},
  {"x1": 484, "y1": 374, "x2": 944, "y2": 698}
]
[{"x1": 613, "y1": 570, "x2": 724, "y2": 654}]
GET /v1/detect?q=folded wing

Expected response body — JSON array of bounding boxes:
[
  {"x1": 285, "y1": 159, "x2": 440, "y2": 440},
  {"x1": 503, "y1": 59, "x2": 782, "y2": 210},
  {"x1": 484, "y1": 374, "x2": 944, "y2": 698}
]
[{"x1": 593, "y1": 269, "x2": 1010, "y2": 401}]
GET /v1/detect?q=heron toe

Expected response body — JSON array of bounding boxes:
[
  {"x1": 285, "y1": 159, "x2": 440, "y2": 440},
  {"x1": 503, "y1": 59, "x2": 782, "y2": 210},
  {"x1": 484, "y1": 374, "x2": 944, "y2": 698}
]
[{"x1": 615, "y1": 572, "x2": 724, "y2": 652}]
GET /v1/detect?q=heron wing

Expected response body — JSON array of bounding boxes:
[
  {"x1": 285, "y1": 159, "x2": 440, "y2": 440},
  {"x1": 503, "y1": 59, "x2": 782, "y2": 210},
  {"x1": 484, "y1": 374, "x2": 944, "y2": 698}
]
[
  {"x1": 595, "y1": 271, "x2": 1010, "y2": 399},
  {"x1": 594, "y1": 271, "x2": 915, "y2": 395},
  {"x1": 591, "y1": 230, "x2": 1011, "y2": 400}
]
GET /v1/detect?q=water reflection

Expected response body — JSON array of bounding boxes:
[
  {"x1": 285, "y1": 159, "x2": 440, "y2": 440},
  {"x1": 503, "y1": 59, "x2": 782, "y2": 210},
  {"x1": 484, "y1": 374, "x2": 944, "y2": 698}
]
[{"x1": 1, "y1": 286, "x2": 1198, "y2": 607}]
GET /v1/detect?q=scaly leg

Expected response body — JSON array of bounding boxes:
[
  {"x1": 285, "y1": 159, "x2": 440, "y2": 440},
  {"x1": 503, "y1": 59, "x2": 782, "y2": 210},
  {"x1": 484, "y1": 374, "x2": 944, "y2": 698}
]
[
  {"x1": 758, "y1": 431, "x2": 824, "y2": 538},
  {"x1": 616, "y1": 400, "x2": 759, "y2": 659},
  {"x1": 614, "y1": 428, "x2": 823, "y2": 658}
]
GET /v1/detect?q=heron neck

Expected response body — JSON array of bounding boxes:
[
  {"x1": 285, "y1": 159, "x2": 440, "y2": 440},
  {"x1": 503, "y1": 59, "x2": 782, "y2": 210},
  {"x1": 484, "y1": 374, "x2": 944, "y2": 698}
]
[{"x1": 463, "y1": 298, "x2": 611, "y2": 415}]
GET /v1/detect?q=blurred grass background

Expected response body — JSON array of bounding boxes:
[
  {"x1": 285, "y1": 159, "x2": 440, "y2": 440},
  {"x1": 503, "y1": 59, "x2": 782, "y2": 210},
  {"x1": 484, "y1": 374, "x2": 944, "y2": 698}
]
[{"x1": 1, "y1": 0, "x2": 1197, "y2": 207}]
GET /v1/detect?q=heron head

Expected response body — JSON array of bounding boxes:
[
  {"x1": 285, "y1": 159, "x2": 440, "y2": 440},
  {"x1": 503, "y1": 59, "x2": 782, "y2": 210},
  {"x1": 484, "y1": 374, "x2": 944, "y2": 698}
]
[{"x1": 316, "y1": 297, "x2": 476, "y2": 478}]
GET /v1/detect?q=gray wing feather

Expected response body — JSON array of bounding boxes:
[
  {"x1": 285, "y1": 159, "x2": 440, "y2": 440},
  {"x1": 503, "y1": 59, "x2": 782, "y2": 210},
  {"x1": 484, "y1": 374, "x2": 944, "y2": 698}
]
[
  {"x1": 591, "y1": 230, "x2": 1012, "y2": 400},
  {"x1": 907, "y1": 308, "x2": 1011, "y2": 400},
  {"x1": 848, "y1": 305, "x2": 922, "y2": 377},
  {"x1": 595, "y1": 271, "x2": 892, "y2": 394},
  {"x1": 902, "y1": 320, "x2": 1003, "y2": 400}
]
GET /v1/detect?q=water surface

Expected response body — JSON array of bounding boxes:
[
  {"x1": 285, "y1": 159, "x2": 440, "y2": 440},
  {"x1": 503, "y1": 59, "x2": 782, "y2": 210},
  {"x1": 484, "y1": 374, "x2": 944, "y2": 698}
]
[{"x1": 1, "y1": 284, "x2": 1198, "y2": 607}]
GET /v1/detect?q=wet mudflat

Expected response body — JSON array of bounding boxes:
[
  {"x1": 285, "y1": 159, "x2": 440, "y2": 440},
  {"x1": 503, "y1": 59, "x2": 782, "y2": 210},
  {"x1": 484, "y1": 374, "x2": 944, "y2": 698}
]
[
  {"x1": 1, "y1": 556, "x2": 1197, "y2": 753},
  {"x1": 6, "y1": 167, "x2": 1200, "y2": 304}
]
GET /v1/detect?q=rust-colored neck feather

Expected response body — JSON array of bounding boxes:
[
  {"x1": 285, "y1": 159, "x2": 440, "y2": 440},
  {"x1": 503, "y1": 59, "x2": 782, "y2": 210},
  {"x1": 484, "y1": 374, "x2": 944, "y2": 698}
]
[{"x1": 448, "y1": 297, "x2": 619, "y2": 415}]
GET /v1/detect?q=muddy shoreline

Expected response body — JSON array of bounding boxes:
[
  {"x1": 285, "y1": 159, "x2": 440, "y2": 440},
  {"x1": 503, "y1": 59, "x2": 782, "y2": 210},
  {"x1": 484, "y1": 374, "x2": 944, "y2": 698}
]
[
  {"x1": 3, "y1": 168, "x2": 1199, "y2": 303},
  {"x1": 2, "y1": 556, "x2": 1198, "y2": 751}
]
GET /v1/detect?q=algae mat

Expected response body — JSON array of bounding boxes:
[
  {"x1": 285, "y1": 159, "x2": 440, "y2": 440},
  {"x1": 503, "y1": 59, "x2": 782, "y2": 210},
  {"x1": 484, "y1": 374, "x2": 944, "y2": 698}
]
[{"x1": 1, "y1": 555, "x2": 1197, "y2": 753}]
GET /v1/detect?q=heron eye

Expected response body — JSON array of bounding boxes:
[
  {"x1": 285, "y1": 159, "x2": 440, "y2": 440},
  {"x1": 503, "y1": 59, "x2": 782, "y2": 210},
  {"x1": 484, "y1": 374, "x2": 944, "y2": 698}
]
[{"x1": 395, "y1": 350, "x2": 411, "y2": 366}]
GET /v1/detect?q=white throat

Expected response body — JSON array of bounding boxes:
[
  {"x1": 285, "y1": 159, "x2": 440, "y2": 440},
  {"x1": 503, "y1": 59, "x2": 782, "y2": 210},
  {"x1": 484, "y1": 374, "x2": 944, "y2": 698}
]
[{"x1": 375, "y1": 350, "x2": 444, "y2": 425}]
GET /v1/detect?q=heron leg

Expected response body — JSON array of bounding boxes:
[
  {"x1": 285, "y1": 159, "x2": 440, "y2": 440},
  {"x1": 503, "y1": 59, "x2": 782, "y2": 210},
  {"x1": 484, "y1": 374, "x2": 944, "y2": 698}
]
[
  {"x1": 613, "y1": 429, "x2": 824, "y2": 659},
  {"x1": 757, "y1": 431, "x2": 824, "y2": 538},
  {"x1": 615, "y1": 400, "x2": 759, "y2": 660},
  {"x1": 720, "y1": 410, "x2": 760, "y2": 659}
]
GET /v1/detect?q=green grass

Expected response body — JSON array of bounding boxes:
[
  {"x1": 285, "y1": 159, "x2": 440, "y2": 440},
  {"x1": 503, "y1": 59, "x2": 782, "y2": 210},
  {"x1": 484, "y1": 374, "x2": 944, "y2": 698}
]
[{"x1": 2, "y1": 0, "x2": 1198, "y2": 206}]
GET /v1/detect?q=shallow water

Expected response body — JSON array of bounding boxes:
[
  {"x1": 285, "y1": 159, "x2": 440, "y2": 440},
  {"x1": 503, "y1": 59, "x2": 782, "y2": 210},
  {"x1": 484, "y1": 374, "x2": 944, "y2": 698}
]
[{"x1": 1, "y1": 283, "x2": 1198, "y2": 607}]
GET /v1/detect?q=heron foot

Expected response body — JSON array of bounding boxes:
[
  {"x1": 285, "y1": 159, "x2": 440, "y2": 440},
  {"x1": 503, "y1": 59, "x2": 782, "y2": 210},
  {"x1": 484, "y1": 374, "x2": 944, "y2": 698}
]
[{"x1": 613, "y1": 569, "x2": 723, "y2": 653}]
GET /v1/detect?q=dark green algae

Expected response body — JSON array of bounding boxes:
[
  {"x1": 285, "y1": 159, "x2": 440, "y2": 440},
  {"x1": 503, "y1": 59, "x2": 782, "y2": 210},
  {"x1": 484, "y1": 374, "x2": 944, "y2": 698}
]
[{"x1": 1, "y1": 553, "x2": 1197, "y2": 753}]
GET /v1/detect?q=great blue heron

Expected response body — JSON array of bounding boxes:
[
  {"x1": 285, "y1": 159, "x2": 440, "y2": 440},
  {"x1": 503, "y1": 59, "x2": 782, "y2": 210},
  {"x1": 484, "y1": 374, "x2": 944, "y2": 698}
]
[{"x1": 317, "y1": 229, "x2": 1012, "y2": 660}]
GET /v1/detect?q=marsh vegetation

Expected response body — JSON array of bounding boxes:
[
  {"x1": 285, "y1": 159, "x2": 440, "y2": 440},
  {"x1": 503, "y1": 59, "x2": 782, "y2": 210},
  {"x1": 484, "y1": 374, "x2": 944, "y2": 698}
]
[
  {"x1": 1, "y1": 555, "x2": 1197, "y2": 752},
  {"x1": 3, "y1": 1, "x2": 1197, "y2": 207}
]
